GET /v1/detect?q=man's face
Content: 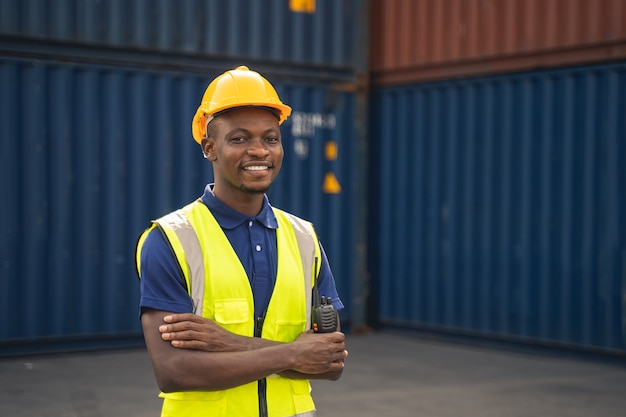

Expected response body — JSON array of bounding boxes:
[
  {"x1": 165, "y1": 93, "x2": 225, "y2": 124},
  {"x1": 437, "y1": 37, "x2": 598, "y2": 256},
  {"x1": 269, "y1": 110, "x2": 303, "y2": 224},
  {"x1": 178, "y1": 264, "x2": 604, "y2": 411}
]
[{"x1": 203, "y1": 107, "x2": 283, "y2": 200}]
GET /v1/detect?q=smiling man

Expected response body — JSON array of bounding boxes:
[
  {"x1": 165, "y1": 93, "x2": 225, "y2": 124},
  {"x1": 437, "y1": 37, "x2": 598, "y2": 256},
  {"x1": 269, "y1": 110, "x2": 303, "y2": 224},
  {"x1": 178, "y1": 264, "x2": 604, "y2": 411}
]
[
  {"x1": 203, "y1": 106, "x2": 283, "y2": 214},
  {"x1": 135, "y1": 66, "x2": 347, "y2": 417}
]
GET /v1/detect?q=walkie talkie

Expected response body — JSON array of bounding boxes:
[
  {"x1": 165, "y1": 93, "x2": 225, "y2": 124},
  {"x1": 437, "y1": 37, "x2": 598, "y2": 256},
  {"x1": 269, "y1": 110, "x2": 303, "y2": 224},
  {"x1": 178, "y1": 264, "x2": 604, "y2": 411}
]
[{"x1": 311, "y1": 257, "x2": 338, "y2": 333}]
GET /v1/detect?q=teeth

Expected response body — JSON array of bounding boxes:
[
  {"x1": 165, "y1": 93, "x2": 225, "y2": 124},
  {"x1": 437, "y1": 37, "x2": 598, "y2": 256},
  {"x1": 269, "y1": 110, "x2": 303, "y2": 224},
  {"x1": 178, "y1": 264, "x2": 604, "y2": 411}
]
[{"x1": 244, "y1": 166, "x2": 268, "y2": 171}]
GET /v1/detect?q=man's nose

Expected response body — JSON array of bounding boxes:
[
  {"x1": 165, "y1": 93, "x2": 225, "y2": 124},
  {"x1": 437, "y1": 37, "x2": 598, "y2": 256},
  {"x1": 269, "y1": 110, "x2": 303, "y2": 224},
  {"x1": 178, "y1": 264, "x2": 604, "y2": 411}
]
[{"x1": 247, "y1": 138, "x2": 269, "y2": 156}]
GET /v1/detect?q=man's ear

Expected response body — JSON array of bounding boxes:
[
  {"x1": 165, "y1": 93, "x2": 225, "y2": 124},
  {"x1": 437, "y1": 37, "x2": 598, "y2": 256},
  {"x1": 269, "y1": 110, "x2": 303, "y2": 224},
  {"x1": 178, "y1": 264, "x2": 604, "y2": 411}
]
[{"x1": 201, "y1": 137, "x2": 216, "y2": 161}]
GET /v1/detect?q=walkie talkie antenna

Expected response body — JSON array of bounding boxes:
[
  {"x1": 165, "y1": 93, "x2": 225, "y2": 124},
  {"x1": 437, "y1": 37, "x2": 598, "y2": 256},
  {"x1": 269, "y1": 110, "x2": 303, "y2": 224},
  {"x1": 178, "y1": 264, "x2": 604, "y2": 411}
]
[{"x1": 313, "y1": 256, "x2": 320, "y2": 308}]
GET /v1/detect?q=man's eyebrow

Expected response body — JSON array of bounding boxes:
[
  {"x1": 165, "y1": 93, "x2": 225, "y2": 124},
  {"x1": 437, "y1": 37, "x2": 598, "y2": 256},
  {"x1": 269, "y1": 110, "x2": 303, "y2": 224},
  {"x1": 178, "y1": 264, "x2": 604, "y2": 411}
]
[{"x1": 225, "y1": 127, "x2": 280, "y2": 136}]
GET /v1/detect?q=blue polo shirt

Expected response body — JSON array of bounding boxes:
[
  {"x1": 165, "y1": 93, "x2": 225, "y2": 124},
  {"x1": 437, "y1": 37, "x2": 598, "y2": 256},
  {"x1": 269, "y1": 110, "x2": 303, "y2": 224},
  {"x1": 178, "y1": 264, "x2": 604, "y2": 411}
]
[{"x1": 139, "y1": 184, "x2": 343, "y2": 319}]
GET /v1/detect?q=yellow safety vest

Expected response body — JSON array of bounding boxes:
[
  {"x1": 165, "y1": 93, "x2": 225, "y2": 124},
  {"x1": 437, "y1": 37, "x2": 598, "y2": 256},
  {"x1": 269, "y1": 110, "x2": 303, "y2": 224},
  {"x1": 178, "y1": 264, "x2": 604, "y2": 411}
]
[{"x1": 136, "y1": 199, "x2": 321, "y2": 417}]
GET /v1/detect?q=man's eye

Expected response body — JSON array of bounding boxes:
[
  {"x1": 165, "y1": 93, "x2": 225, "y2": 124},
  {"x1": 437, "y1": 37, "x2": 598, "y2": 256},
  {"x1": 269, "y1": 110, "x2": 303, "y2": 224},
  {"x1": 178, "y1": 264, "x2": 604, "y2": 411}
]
[
  {"x1": 266, "y1": 137, "x2": 280, "y2": 143},
  {"x1": 230, "y1": 136, "x2": 247, "y2": 143}
]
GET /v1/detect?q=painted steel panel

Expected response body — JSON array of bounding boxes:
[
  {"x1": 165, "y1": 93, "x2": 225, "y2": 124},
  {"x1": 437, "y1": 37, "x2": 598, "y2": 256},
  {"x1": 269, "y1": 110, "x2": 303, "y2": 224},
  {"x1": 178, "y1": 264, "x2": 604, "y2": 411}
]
[
  {"x1": 370, "y1": 0, "x2": 626, "y2": 84},
  {"x1": 370, "y1": 61, "x2": 626, "y2": 354},
  {"x1": 0, "y1": 0, "x2": 360, "y2": 68},
  {"x1": 0, "y1": 57, "x2": 357, "y2": 354}
]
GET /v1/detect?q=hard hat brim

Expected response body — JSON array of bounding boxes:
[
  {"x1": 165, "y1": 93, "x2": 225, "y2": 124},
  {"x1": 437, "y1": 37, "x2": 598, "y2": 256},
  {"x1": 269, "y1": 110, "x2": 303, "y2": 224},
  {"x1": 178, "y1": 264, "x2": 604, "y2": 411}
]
[{"x1": 192, "y1": 102, "x2": 292, "y2": 143}]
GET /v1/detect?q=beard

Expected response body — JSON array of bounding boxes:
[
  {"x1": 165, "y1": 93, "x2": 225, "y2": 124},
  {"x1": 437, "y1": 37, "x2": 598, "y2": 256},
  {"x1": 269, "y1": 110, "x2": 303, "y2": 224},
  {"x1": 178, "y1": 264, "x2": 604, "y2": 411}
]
[{"x1": 239, "y1": 183, "x2": 272, "y2": 195}]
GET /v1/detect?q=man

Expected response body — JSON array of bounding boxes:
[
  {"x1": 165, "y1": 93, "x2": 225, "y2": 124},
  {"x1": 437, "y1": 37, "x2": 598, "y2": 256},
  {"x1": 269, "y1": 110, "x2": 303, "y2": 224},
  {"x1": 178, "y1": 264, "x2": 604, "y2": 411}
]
[{"x1": 136, "y1": 66, "x2": 347, "y2": 417}]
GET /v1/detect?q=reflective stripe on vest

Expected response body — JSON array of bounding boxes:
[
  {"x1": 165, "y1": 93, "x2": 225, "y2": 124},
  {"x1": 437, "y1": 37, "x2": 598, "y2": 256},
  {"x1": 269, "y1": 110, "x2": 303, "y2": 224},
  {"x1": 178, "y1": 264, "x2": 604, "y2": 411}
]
[
  {"x1": 142, "y1": 200, "x2": 321, "y2": 417},
  {"x1": 152, "y1": 200, "x2": 320, "y2": 328}
]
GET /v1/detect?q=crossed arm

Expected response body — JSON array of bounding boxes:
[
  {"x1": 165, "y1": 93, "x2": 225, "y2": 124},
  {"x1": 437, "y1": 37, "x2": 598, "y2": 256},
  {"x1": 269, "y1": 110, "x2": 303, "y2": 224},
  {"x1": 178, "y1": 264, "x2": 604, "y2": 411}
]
[{"x1": 141, "y1": 309, "x2": 347, "y2": 393}]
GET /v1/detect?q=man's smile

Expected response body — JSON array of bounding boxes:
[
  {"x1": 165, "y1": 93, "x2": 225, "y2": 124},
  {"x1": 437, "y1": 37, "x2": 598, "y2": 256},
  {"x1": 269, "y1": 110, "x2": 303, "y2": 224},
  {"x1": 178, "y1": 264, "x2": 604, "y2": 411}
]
[{"x1": 243, "y1": 165, "x2": 271, "y2": 171}]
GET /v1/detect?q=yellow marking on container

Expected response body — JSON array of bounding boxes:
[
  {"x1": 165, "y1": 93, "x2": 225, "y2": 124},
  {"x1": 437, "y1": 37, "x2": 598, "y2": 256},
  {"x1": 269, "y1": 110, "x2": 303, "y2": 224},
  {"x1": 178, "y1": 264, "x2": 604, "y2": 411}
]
[
  {"x1": 323, "y1": 172, "x2": 342, "y2": 194},
  {"x1": 325, "y1": 141, "x2": 338, "y2": 161},
  {"x1": 290, "y1": 0, "x2": 316, "y2": 13}
]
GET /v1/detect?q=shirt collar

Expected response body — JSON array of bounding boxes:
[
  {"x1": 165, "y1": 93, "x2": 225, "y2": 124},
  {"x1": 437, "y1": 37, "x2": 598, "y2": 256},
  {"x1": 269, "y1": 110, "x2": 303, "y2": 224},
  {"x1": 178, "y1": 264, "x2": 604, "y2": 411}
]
[{"x1": 200, "y1": 184, "x2": 278, "y2": 230}]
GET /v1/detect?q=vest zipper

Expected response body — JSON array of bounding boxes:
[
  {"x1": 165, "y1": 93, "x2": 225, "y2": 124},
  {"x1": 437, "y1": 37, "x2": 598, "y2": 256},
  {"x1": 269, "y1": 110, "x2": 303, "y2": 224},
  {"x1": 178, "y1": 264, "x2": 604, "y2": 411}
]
[
  {"x1": 255, "y1": 315, "x2": 268, "y2": 417},
  {"x1": 258, "y1": 377, "x2": 268, "y2": 417}
]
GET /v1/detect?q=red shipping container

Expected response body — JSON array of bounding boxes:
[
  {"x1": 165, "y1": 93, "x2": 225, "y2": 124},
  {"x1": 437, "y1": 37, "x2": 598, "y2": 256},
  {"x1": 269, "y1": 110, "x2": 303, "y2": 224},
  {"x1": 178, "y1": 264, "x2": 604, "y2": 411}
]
[{"x1": 371, "y1": 0, "x2": 626, "y2": 84}]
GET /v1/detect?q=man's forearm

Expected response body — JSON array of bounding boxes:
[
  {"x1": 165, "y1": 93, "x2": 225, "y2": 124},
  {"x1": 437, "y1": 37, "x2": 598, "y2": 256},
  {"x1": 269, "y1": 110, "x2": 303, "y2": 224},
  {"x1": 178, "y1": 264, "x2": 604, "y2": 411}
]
[
  {"x1": 143, "y1": 311, "x2": 346, "y2": 392},
  {"x1": 278, "y1": 369, "x2": 343, "y2": 381}
]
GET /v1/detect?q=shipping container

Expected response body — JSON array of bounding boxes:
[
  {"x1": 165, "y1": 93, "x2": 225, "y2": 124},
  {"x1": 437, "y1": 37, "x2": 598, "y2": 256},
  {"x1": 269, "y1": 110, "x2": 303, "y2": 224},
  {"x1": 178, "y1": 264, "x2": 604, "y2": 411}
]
[
  {"x1": 370, "y1": 0, "x2": 626, "y2": 84},
  {"x1": 0, "y1": 0, "x2": 369, "y2": 355},
  {"x1": 369, "y1": 60, "x2": 626, "y2": 355},
  {"x1": 5, "y1": 0, "x2": 626, "y2": 360},
  {"x1": 0, "y1": 0, "x2": 360, "y2": 69},
  {"x1": 0, "y1": 53, "x2": 363, "y2": 355}
]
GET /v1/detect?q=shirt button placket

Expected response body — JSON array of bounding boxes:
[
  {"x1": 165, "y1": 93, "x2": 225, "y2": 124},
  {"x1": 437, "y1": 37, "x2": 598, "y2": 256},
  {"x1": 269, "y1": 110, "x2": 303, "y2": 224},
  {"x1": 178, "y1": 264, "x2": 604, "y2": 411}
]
[{"x1": 250, "y1": 220, "x2": 262, "y2": 252}]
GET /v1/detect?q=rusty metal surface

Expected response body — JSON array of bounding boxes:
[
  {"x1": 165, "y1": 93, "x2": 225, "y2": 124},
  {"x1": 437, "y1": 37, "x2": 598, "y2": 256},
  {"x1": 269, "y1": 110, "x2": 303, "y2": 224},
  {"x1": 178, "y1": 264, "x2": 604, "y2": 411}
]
[{"x1": 371, "y1": 0, "x2": 626, "y2": 84}]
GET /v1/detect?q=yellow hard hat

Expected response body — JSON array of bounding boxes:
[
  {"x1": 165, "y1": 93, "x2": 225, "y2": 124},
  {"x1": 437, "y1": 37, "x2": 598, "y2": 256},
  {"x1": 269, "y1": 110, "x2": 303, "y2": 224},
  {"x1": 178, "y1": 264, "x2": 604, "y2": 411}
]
[{"x1": 191, "y1": 66, "x2": 292, "y2": 143}]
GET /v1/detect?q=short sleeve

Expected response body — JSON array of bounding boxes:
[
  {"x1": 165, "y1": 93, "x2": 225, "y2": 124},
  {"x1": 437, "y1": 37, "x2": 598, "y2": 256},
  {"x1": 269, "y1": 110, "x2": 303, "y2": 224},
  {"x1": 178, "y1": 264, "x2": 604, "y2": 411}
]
[
  {"x1": 138, "y1": 227, "x2": 194, "y2": 316},
  {"x1": 316, "y1": 242, "x2": 344, "y2": 311}
]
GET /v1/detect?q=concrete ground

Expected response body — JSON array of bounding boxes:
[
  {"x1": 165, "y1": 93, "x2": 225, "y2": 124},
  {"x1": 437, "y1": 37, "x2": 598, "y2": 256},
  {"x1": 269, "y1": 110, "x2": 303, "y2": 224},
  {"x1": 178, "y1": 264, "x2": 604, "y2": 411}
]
[{"x1": 1, "y1": 331, "x2": 625, "y2": 417}]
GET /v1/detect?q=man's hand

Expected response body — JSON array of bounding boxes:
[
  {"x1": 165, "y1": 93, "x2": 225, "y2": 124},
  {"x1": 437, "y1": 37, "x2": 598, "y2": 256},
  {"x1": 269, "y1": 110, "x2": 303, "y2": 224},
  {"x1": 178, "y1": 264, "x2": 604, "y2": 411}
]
[
  {"x1": 287, "y1": 330, "x2": 347, "y2": 375},
  {"x1": 159, "y1": 313, "x2": 252, "y2": 352}
]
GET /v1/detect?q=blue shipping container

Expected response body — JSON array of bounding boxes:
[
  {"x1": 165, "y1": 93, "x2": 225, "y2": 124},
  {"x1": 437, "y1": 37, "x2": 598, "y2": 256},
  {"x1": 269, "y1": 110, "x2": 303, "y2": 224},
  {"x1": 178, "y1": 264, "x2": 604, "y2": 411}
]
[
  {"x1": 0, "y1": 0, "x2": 360, "y2": 69},
  {"x1": 0, "y1": 56, "x2": 359, "y2": 355},
  {"x1": 370, "y1": 61, "x2": 626, "y2": 355}
]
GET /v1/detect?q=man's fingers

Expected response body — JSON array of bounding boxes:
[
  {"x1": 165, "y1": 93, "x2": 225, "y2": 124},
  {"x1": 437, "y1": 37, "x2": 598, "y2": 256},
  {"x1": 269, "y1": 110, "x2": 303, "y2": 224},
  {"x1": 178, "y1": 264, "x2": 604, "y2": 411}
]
[
  {"x1": 163, "y1": 313, "x2": 199, "y2": 323},
  {"x1": 159, "y1": 320, "x2": 201, "y2": 333},
  {"x1": 170, "y1": 339, "x2": 203, "y2": 349},
  {"x1": 161, "y1": 329, "x2": 203, "y2": 341},
  {"x1": 332, "y1": 348, "x2": 347, "y2": 360}
]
